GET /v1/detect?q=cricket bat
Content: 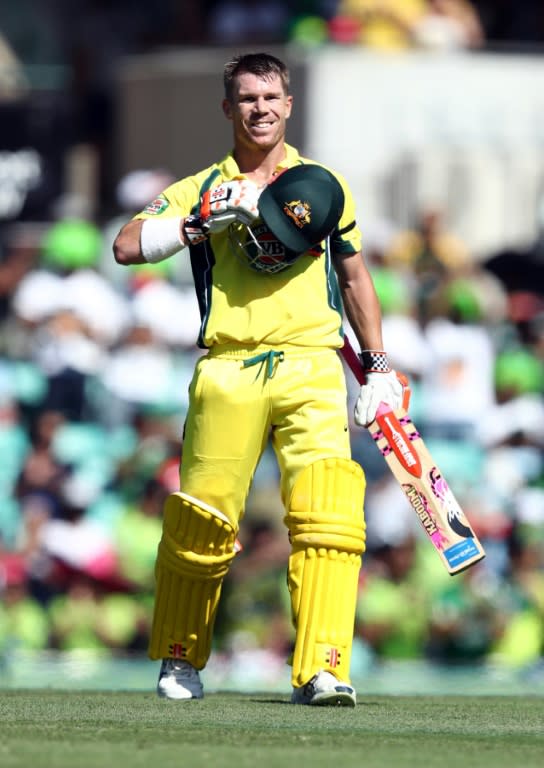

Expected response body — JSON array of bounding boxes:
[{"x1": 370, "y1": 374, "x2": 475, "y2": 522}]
[{"x1": 340, "y1": 336, "x2": 485, "y2": 575}]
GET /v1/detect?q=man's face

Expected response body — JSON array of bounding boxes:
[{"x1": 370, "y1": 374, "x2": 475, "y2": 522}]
[{"x1": 223, "y1": 72, "x2": 293, "y2": 151}]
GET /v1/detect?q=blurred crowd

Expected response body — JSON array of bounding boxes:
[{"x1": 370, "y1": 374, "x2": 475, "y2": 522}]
[
  {"x1": 1, "y1": 0, "x2": 544, "y2": 680},
  {"x1": 0, "y1": 167, "x2": 543, "y2": 675},
  {"x1": 3, "y1": 1, "x2": 543, "y2": 57}
]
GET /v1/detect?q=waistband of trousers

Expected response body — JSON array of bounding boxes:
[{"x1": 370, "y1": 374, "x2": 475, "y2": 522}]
[{"x1": 206, "y1": 343, "x2": 338, "y2": 360}]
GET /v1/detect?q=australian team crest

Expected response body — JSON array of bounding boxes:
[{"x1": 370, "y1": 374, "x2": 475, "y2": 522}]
[{"x1": 283, "y1": 199, "x2": 311, "y2": 230}]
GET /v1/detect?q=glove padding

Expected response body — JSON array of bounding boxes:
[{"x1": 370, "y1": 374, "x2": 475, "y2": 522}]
[
  {"x1": 201, "y1": 179, "x2": 261, "y2": 233},
  {"x1": 354, "y1": 370, "x2": 409, "y2": 427}
]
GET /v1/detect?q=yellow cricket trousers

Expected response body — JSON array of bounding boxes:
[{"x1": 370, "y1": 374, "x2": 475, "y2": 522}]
[{"x1": 179, "y1": 344, "x2": 352, "y2": 528}]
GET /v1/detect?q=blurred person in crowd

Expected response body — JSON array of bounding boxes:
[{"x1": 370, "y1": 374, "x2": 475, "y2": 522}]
[
  {"x1": 215, "y1": 516, "x2": 293, "y2": 660},
  {"x1": 385, "y1": 207, "x2": 471, "y2": 324},
  {"x1": 333, "y1": 0, "x2": 484, "y2": 50},
  {"x1": 113, "y1": 52, "x2": 408, "y2": 706},
  {"x1": 113, "y1": 476, "x2": 167, "y2": 590},
  {"x1": 0, "y1": 552, "x2": 49, "y2": 652},
  {"x1": 112, "y1": 407, "x2": 183, "y2": 504},
  {"x1": 335, "y1": 0, "x2": 428, "y2": 50},
  {"x1": 9, "y1": 201, "x2": 131, "y2": 422},
  {"x1": 0, "y1": 225, "x2": 40, "y2": 334},
  {"x1": 476, "y1": 347, "x2": 544, "y2": 531},
  {"x1": 47, "y1": 568, "x2": 148, "y2": 653},
  {"x1": 489, "y1": 525, "x2": 544, "y2": 669},
  {"x1": 411, "y1": 0, "x2": 485, "y2": 50},
  {"x1": 355, "y1": 533, "x2": 438, "y2": 660},
  {"x1": 100, "y1": 168, "x2": 178, "y2": 290},
  {"x1": 426, "y1": 561, "x2": 501, "y2": 665},
  {"x1": 207, "y1": 1, "x2": 290, "y2": 44},
  {"x1": 96, "y1": 321, "x2": 187, "y2": 428},
  {"x1": 14, "y1": 409, "x2": 69, "y2": 516},
  {"x1": 417, "y1": 277, "x2": 496, "y2": 441},
  {"x1": 35, "y1": 473, "x2": 120, "y2": 585}
]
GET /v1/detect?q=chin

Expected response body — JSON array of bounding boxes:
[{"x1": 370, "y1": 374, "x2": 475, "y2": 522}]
[{"x1": 249, "y1": 135, "x2": 279, "y2": 151}]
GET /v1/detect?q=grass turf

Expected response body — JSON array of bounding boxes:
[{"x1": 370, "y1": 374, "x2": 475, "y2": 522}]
[{"x1": 1, "y1": 691, "x2": 543, "y2": 768}]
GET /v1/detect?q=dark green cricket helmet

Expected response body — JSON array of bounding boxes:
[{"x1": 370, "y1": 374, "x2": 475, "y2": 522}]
[
  {"x1": 229, "y1": 164, "x2": 345, "y2": 274},
  {"x1": 258, "y1": 164, "x2": 345, "y2": 256}
]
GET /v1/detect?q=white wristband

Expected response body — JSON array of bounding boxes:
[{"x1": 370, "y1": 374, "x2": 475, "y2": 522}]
[{"x1": 140, "y1": 217, "x2": 183, "y2": 263}]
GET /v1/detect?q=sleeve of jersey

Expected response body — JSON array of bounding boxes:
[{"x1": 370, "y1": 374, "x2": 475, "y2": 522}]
[
  {"x1": 329, "y1": 174, "x2": 362, "y2": 255},
  {"x1": 132, "y1": 177, "x2": 201, "y2": 220}
]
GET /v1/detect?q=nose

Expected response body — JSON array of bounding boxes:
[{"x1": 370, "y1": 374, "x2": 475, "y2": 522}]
[{"x1": 254, "y1": 96, "x2": 268, "y2": 113}]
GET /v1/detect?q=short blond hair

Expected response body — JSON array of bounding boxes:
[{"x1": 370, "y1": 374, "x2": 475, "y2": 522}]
[{"x1": 223, "y1": 52, "x2": 290, "y2": 101}]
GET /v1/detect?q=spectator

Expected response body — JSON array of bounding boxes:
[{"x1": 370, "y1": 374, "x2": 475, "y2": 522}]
[
  {"x1": 207, "y1": 1, "x2": 290, "y2": 44},
  {"x1": 411, "y1": 0, "x2": 485, "y2": 50},
  {"x1": 426, "y1": 562, "x2": 501, "y2": 664},
  {"x1": 355, "y1": 533, "x2": 441, "y2": 660},
  {"x1": 418, "y1": 277, "x2": 496, "y2": 441},
  {"x1": 0, "y1": 552, "x2": 49, "y2": 652},
  {"x1": 336, "y1": 0, "x2": 427, "y2": 51}
]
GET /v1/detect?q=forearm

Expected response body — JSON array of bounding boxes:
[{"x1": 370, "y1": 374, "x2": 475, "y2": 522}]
[
  {"x1": 113, "y1": 217, "x2": 187, "y2": 266},
  {"x1": 335, "y1": 252, "x2": 384, "y2": 351}
]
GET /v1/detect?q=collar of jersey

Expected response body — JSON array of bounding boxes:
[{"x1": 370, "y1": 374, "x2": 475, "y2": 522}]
[{"x1": 218, "y1": 143, "x2": 302, "y2": 179}]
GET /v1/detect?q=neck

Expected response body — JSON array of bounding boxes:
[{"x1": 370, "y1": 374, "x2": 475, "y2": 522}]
[{"x1": 233, "y1": 143, "x2": 287, "y2": 186}]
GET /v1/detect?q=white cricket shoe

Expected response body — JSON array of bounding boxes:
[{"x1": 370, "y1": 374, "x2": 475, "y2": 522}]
[
  {"x1": 291, "y1": 670, "x2": 356, "y2": 707},
  {"x1": 157, "y1": 659, "x2": 204, "y2": 700}
]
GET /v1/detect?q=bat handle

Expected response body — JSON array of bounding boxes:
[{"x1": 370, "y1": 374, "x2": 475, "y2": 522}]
[
  {"x1": 340, "y1": 336, "x2": 411, "y2": 412},
  {"x1": 339, "y1": 336, "x2": 366, "y2": 385}
]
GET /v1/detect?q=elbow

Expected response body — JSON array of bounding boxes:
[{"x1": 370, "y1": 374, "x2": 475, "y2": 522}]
[
  {"x1": 113, "y1": 225, "x2": 141, "y2": 266},
  {"x1": 113, "y1": 233, "x2": 130, "y2": 265}
]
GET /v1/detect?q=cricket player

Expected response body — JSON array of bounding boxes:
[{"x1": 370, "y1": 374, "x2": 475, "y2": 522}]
[{"x1": 114, "y1": 52, "x2": 406, "y2": 706}]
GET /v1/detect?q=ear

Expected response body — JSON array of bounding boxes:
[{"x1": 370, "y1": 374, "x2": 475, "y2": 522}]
[
  {"x1": 222, "y1": 98, "x2": 232, "y2": 120},
  {"x1": 285, "y1": 94, "x2": 293, "y2": 119}
]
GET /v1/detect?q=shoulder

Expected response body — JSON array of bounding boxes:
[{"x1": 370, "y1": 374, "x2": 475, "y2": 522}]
[
  {"x1": 134, "y1": 162, "x2": 225, "y2": 218},
  {"x1": 296, "y1": 153, "x2": 349, "y2": 184}
]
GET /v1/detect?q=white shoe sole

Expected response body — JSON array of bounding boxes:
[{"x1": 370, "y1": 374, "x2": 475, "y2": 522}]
[{"x1": 310, "y1": 689, "x2": 356, "y2": 707}]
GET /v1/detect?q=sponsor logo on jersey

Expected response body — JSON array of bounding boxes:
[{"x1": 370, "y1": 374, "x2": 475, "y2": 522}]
[{"x1": 143, "y1": 194, "x2": 170, "y2": 215}]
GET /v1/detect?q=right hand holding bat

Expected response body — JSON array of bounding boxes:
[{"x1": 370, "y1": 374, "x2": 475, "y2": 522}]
[{"x1": 354, "y1": 369, "x2": 407, "y2": 427}]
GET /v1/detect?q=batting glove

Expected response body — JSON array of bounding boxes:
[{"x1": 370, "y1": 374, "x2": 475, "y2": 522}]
[
  {"x1": 354, "y1": 350, "x2": 410, "y2": 427},
  {"x1": 182, "y1": 180, "x2": 261, "y2": 246}
]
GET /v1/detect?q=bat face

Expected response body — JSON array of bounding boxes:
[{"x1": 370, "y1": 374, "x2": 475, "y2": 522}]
[
  {"x1": 369, "y1": 405, "x2": 485, "y2": 575},
  {"x1": 338, "y1": 336, "x2": 485, "y2": 575}
]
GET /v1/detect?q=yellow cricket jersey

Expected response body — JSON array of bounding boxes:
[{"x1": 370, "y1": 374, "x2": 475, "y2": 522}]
[{"x1": 135, "y1": 144, "x2": 362, "y2": 350}]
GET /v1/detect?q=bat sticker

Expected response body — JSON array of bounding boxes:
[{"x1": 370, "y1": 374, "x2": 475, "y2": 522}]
[
  {"x1": 375, "y1": 408, "x2": 422, "y2": 478},
  {"x1": 402, "y1": 483, "x2": 449, "y2": 550},
  {"x1": 429, "y1": 467, "x2": 474, "y2": 539}
]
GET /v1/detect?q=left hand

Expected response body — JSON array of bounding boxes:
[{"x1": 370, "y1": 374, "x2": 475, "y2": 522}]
[{"x1": 354, "y1": 370, "x2": 409, "y2": 427}]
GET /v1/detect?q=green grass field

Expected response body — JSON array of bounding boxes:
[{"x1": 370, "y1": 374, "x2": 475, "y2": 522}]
[{"x1": 1, "y1": 691, "x2": 543, "y2": 768}]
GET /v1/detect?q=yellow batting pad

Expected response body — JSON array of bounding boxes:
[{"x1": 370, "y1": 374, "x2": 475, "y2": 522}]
[
  {"x1": 148, "y1": 492, "x2": 238, "y2": 668},
  {"x1": 285, "y1": 458, "x2": 366, "y2": 687}
]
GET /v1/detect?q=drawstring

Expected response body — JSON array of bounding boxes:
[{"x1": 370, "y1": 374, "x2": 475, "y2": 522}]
[{"x1": 243, "y1": 350, "x2": 284, "y2": 381}]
